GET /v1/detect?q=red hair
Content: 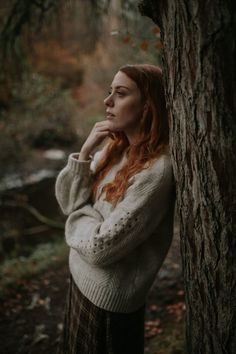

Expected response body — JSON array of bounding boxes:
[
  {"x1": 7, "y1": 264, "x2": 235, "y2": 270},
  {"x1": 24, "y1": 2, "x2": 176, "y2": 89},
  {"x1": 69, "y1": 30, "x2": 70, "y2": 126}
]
[{"x1": 92, "y1": 64, "x2": 169, "y2": 207}]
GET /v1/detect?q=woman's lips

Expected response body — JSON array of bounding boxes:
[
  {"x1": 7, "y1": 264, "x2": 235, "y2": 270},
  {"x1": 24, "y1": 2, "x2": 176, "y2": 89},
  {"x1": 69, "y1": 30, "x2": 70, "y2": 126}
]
[{"x1": 106, "y1": 113, "x2": 115, "y2": 119}]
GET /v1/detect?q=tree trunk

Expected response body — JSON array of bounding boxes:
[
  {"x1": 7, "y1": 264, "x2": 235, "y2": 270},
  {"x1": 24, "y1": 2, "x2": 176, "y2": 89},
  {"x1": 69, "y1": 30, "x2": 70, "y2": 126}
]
[{"x1": 139, "y1": 1, "x2": 236, "y2": 353}]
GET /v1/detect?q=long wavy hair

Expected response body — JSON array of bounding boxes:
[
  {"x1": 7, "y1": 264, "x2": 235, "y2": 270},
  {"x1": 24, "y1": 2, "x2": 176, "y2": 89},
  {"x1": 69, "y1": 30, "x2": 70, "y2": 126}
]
[{"x1": 91, "y1": 64, "x2": 170, "y2": 207}]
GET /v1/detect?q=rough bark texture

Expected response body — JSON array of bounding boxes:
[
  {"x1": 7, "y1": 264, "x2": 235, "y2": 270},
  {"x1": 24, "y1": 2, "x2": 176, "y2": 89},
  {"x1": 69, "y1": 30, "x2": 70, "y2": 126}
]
[{"x1": 139, "y1": 1, "x2": 236, "y2": 353}]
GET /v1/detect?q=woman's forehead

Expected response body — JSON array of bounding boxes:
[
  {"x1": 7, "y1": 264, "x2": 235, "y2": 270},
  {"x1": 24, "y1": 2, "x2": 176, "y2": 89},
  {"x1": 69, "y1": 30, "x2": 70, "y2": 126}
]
[{"x1": 111, "y1": 71, "x2": 138, "y2": 90}]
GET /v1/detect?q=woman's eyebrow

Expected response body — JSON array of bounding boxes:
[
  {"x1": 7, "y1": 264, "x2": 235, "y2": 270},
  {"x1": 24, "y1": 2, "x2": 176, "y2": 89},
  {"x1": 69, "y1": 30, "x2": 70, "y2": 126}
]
[{"x1": 110, "y1": 85, "x2": 131, "y2": 90}]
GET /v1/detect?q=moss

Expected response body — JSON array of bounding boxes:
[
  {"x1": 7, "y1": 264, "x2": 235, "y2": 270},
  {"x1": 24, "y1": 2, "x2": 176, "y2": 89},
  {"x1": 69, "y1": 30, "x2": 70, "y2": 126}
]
[{"x1": 0, "y1": 240, "x2": 68, "y2": 299}]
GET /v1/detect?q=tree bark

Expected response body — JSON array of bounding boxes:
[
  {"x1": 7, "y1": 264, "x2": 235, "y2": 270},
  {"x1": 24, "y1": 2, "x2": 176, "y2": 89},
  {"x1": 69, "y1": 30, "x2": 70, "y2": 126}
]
[{"x1": 139, "y1": 1, "x2": 236, "y2": 353}]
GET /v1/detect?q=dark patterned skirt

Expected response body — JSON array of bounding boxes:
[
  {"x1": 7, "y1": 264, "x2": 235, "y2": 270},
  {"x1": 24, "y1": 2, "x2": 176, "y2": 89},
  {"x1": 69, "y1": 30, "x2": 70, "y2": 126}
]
[{"x1": 57, "y1": 273, "x2": 146, "y2": 354}]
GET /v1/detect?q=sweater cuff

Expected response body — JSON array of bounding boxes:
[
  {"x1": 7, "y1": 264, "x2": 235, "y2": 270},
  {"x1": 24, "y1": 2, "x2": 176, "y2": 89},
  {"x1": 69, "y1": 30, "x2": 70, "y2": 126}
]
[{"x1": 67, "y1": 152, "x2": 93, "y2": 175}]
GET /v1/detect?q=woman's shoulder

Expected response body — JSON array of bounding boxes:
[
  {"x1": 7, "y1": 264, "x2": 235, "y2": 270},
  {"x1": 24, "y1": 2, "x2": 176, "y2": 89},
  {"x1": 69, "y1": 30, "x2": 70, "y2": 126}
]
[
  {"x1": 150, "y1": 152, "x2": 175, "y2": 193},
  {"x1": 127, "y1": 152, "x2": 173, "y2": 189},
  {"x1": 146, "y1": 151, "x2": 173, "y2": 177},
  {"x1": 153, "y1": 151, "x2": 173, "y2": 174}
]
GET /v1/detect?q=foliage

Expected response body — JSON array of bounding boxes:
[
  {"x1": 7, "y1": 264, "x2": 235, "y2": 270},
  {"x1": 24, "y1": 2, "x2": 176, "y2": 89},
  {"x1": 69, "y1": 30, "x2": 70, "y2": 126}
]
[
  {"x1": 0, "y1": 0, "x2": 60, "y2": 53},
  {"x1": 0, "y1": 70, "x2": 79, "y2": 165},
  {"x1": 0, "y1": 0, "x2": 112, "y2": 62},
  {"x1": 0, "y1": 239, "x2": 68, "y2": 299},
  {"x1": 0, "y1": 0, "x2": 163, "y2": 169}
]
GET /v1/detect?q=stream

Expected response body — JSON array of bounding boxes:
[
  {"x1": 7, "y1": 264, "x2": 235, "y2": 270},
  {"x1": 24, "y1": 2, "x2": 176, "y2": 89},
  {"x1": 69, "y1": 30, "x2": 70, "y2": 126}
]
[{"x1": 0, "y1": 149, "x2": 68, "y2": 261}]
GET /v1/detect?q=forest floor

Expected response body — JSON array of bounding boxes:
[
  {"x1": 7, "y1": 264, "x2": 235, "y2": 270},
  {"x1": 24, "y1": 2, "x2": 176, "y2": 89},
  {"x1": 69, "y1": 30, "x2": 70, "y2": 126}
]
[{"x1": 0, "y1": 220, "x2": 185, "y2": 354}]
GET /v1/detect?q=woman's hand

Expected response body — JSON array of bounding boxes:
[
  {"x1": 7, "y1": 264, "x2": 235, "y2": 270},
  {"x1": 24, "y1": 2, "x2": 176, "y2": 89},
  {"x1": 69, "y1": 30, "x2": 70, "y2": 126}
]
[{"x1": 79, "y1": 120, "x2": 115, "y2": 160}]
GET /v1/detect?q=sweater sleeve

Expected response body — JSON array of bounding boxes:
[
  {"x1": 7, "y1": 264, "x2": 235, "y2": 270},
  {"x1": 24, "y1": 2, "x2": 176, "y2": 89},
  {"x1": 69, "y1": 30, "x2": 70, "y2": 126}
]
[
  {"x1": 65, "y1": 155, "x2": 174, "y2": 266},
  {"x1": 55, "y1": 149, "x2": 103, "y2": 215}
]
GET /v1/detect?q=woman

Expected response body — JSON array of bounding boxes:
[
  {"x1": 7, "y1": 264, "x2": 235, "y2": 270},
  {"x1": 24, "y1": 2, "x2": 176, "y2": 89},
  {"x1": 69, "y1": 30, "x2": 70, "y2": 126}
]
[{"x1": 55, "y1": 64, "x2": 176, "y2": 354}]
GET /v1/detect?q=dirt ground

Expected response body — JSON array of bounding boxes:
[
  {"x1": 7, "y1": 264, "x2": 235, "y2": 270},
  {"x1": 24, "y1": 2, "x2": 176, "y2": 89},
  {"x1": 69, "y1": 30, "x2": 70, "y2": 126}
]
[{"x1": 0, "y1": 222, "x2": 185, "y2": 354}]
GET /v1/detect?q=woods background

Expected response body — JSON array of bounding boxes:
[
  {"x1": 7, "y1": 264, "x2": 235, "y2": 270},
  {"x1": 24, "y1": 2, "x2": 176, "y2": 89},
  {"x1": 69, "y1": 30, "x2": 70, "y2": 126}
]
[{"x1": 0, "y1": 1, "x2": 235, "y2": 354}]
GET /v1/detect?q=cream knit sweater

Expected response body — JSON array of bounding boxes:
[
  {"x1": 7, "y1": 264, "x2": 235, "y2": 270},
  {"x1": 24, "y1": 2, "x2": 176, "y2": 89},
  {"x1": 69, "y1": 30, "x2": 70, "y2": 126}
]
[{"x1": 55, "y1": 145, "x2": 176, "y2": 313}]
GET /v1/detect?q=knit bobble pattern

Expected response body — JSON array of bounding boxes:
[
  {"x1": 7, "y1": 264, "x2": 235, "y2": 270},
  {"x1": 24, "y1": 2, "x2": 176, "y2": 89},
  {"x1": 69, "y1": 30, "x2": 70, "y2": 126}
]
[{"x1": 77, "y1": 211, "x2": 139, "y2": 258}]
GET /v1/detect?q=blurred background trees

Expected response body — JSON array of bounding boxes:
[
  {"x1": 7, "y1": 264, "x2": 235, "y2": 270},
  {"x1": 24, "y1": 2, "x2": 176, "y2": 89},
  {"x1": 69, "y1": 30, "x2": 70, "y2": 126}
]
[{"x1": 0, "y1": 0, "x2": 162, "y2": 171}]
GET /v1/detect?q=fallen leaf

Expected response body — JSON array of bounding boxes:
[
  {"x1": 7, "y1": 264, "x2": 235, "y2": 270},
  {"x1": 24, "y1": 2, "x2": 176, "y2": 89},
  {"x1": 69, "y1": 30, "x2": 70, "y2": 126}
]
[
  {"x1": 32, "y1": 324, "x2": 49, "y2": 345},
  {"x1": 27, "y1": 293, "x2": 40, "y2": 310},
  {"x1": 149, "y1": 304, "x2": 158, "y2": 312}
]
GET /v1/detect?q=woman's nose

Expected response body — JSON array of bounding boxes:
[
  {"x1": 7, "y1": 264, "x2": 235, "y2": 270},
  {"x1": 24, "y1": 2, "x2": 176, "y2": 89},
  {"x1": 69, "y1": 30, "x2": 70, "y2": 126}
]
[{"x1": 104, "y1": 94, "x2": 114, "y2": 107}]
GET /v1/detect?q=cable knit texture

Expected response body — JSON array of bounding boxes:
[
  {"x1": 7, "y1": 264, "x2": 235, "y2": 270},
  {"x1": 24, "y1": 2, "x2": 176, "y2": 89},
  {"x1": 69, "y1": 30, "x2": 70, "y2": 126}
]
[{"x1": 55, "y1": 146, "x2": 176, "y2": 313}]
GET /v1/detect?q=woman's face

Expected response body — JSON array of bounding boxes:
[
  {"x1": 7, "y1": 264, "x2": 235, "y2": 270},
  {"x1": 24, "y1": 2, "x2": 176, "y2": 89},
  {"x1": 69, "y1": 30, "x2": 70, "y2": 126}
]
[{"x1": 104, "y1": 71, "x2": 144, "y2": 136}]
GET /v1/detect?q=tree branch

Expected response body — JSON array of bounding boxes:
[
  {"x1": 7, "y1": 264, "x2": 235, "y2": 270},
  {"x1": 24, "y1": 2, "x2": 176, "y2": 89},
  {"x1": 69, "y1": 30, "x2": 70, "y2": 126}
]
[{"x1": 0, "y1": 201, "x2": 64, "y2": 229}]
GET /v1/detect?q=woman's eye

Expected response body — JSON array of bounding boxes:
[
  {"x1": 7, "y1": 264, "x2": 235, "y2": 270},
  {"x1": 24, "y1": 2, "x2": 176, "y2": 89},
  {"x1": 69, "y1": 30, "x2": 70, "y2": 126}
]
[{"x1": 107, "y1": 90, "x2": 125, "y2": 97}]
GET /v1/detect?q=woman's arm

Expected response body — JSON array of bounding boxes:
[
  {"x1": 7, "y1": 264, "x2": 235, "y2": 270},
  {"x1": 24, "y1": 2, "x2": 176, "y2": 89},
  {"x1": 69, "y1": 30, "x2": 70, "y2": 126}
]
[
  {"x1": 55, "y1": 149, "x2": 104, "y2": 215},
  {"x1": 65, "y1": 156, "x2": 175, "y2": 266},
  {"x1": 55, "y1": 120, "x2": 114, "y2": 215}
]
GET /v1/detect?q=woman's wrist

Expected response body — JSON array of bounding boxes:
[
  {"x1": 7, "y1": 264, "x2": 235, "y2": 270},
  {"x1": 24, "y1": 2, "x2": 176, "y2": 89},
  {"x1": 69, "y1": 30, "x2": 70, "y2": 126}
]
[{"x1": 78, "y1": 149, "x2": 90, "y2": 161}]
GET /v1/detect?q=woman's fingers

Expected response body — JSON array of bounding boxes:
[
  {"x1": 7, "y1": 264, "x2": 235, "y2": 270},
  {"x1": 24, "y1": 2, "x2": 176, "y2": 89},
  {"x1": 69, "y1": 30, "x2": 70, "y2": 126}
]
[
  {"x1": 80, "y1": 121, "x2": 114, "y2": 155},
  {"x1": 92, "y1": 121, "x2": 111, "y2": 132},
  {"x1": 94, "y1": 130, "x2": 110, "y2": 139}
]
